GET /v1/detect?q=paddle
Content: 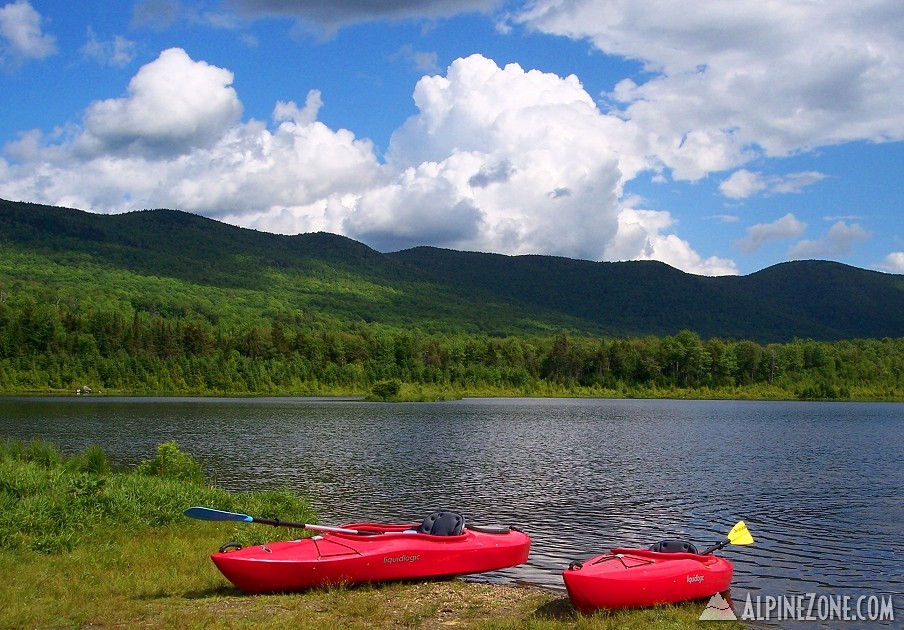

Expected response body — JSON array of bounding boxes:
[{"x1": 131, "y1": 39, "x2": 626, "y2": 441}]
[
  {"x1": 701, "y1": 520, "x2": 754, "y2": 554},
  {"x1": 183, "y1": 506, "x2": 382, "y2": 535}
]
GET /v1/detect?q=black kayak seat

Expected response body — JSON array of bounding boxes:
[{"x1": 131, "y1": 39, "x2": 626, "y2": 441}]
[
  {"x1": 419, "y1": 511, "x2": 465, "y2": 536},
  {"x1": 649, "y1": 539, "x2": 699, "y2": 554}
]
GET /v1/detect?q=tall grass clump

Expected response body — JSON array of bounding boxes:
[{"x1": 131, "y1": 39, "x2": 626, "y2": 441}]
[
  {"x1": 135, "y1": 441, "x2": 204, "y2": 484},
  {"x1": 0, "y1": 439, "x2": 316, "y2": 553},
  {"x1": 66, "y1": 443, "x2": 112, "y2": 476},
  {"x1": 0, "y1": 437, "x2": 64, "y2": 467}
]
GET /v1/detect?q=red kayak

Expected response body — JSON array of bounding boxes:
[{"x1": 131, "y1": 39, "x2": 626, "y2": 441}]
[
  {"x1": 208, "y1": 512, "x2": 531, "y2": 594},
  {"x1": 563, "y1": 547, "x2": 733, "y2": 612},
  {"x1": 562, "y1": 522, "x2": 753, "y2": 613}
]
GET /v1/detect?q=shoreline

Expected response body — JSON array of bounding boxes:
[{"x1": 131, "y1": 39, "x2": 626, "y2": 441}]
[{"x1": 4, "y1": 384, "x2": 904, "y2": 403}]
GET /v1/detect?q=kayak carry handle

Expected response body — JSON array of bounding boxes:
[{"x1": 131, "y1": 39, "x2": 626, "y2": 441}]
[{"x1": 467, "y1": 524, "x2": 520, "y2": 534}]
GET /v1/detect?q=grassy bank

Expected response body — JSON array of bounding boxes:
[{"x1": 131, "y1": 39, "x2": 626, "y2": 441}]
[
  {"x1": 0, "y1": 439, "x2": 743, "y2": 629},
  {"x1": 15, "y1": 380, "x2": 900, "y2": 402}
]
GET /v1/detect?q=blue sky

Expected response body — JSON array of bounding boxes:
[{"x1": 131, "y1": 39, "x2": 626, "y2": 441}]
[{"x1": 1, "y1": 0, "x2": 902, "y2": 276}]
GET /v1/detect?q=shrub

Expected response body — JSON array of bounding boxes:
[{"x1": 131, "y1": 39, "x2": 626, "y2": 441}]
[
  {"x1": 371, "y1": 379, "x2": 401, "y2": 400},
  {"x1": 134, "y1": 442, "x2": 204, "y2": 484}
]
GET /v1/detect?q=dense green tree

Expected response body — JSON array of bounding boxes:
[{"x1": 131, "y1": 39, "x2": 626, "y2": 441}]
[{"x1": 0, "y1": 292, "x2": 903, "y2": 399}]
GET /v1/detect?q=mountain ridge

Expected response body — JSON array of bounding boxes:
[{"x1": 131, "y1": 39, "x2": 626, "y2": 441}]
[{"x1": 2, "y1": 198, "x2": 902, "y2": 343}]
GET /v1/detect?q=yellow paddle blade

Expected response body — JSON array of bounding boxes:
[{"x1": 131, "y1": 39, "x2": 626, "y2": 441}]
[{"x1": 727, "y1": 520, "x2": 754, "y2": 545}]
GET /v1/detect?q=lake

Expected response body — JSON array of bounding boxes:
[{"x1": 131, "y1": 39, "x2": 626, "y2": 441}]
[{"x1": 1, "y1": 396, "x2": 901, "y2": 620}]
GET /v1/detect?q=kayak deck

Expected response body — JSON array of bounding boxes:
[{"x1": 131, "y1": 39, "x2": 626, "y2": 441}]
[
  {"x1": 562, "y1": 547, "x2": 733, "y2": 612},
  {"x1": 211, "y1": 522, "x2": 531, "y2": 594}
]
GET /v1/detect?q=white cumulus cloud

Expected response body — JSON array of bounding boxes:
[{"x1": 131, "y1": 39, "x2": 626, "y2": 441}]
[
  {"x1": 735, "y1": 213, "x2": 807, "y2": 254},
  {"x1": 514, "y1": 0, "x2": 904, "y2": 180},
  {"x1": 875, "y1": 252, "x2": 904, "y2": 273},
  {"x1": 375, "y1": 54, "x2": 627, "y2": 259},
  {"x1": 0, "y1": 50, "x2": 731, "y2": 274},
  {"x1": 80, "y1": 27, "x2": 136, "y2": 68},
  {"x1": 719, "y1": 169, "x2": 768, "y2": 200},
  {"x1": 78, "y1": 48, "x2": 243, "y2": 157},
  {"x1": 0, "y1": 48, "x2": 382, "y2": 220},
  {"x1": 0, "y1": 0, "x2": 56, "y2": 67},
  {"x1": 787, "y1": 220, "x2": 871, "y2": 259},
  {"x1": 607, "y1": 206, "x2": 738, "y2": 276},
  {"x1": 720, "y1": 169, "x2": 827, "y2": 199}
]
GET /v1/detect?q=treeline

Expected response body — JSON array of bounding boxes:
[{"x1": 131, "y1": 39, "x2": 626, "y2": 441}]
[{"x1": 1, "y1": 298, "x2": 903, "y2": 400}]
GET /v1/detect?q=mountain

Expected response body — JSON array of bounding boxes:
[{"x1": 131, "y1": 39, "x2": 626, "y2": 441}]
[
  {"x1": 2, "y1": 198, "x2": 903, "y2": 343},
  {"x1": 387, "y1": 247, "x2": 904, "y2": 341}
]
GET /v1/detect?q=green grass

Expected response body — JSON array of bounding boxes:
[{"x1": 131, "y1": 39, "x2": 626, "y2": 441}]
[
  {"x1": 0, "y1": 438, "x2": 316, "y2": 553},
  {"x1": 0, "y1": 439, "x2": 744, "y2": 629},
  {"x1": 0, "y1": 534, "x2": 741, "y2": 629}
]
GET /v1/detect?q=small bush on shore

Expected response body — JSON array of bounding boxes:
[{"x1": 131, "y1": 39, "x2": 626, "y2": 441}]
[{"x1": 136, "y1": 441, "x2": 205, "y2": 483}]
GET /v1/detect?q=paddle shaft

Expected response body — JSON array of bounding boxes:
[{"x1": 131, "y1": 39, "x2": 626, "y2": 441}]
[
  {"x1": 183, "y1": 507, "x2": 380, "y2": 535},
  {"x1": 253, "y1": 518, "x2": 509, "y2": 535},
  {"x1": 701, "y1": 539, "x2": 729, "y2": 555},
  {"x1": 185, "y1": 506, "x2": 516, "y2": 537},
  {"x1": 250, "y1": 517, "x2": 373, "y2": 535}
]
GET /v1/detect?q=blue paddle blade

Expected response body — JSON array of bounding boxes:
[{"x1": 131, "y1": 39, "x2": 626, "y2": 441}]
[{"x1": 184, "y1": 506, "x2": 253, "y2": 523}]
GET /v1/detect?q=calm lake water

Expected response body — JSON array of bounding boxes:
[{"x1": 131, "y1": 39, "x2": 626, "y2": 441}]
[{"x1": 1, "y1": 396, "x2": 901, "y2": 618}]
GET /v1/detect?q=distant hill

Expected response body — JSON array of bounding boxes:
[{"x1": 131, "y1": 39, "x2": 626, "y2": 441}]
[
  {"x1": 387, "y1": 247, "x2": 904, "y2": 341},
  {"x1": 2, "y1": 198, "x2": 903, "y2": 343}
]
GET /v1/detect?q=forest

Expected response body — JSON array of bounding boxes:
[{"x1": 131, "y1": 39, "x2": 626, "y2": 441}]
[
  {"x1": 1, "y1": 296, "x2": 902, "y2": 400},
  {"x1": 2, "y1": 199, "x2": 903, "y2": 401}
]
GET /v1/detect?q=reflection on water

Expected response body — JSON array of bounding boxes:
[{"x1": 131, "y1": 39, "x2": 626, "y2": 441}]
[{"x1": 1, "y1": 396, "x2": 902, "y2": 606}]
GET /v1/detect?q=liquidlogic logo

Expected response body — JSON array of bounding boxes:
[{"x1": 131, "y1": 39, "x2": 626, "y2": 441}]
[
  {"x1": 383, "y1": 554, "x2": 420, "y2": 564},
  {"x1": 687, "y1": 574, "x2": 705, "y2": 584}
]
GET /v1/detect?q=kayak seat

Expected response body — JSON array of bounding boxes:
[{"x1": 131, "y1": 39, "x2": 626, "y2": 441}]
[
  {"x1": 419, "y1": 511, "x2": 465, "y2": 536},
  {"x1": 649, "y1": 539, "x2": 699, "y2": 554}
]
